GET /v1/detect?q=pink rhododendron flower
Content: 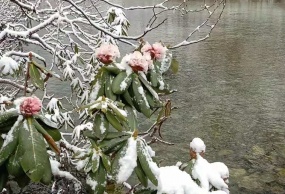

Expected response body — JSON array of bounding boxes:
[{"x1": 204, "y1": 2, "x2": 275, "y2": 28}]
[
  {"x1": 20, "y1": 96, "x2": 42, "y2": 116},
  {"x1": 95, "y1": 43, "x2": 120, "y2": 64},
  {"x1": 141, "y1": 42, "x2": 168, "y2": 61},
  {"x1": 121, "y1": 51, "x2": 149, "y2": 73}
]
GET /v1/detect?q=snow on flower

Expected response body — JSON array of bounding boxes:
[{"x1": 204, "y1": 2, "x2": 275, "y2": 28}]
[
  {"x1": 190, "y1": 137, "x2": 206, "y2": 153},
  {"x1": 19, "y1": 96, "x2": 42, "y2": 116},
  {"x1": 95, "y1": 43, "x2": 120, "y2": 64},
  {"x1": 0, "y1": 56, "x2": 20, "y2": 75},
  {"x1": 192, "y1": 154, "x2": 229, "y2": 192},
  {"x1": 121, "y1": 51, "x2": 149, "y2": 73},
  {"x1": 141, "y1": 42, "x2": 168, "y2": 61}
]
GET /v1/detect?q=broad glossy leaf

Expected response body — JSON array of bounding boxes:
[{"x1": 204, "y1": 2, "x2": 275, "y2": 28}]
[
  {"x1": 0, "y1": 118, "x2": 22, "y2": 166},
  {"x1": 0, "y1": 109, "x2": 19, "y2": 133},
  {"x1": 87, "y1": 162, "x2": 107, "y2": 194},
  {"x1": 19, "y1": 118, "x2": 51, "y2": 182},
  {"x1": 6, "y1": 145, "x2": 24, "y2": 177},
  {"x1": 34, "y1": 114, "x2": 58, "y2": 129},
  {"x1": 29, "y1": 62, "x2": 44, "y2": 90},
  {"x1": 32, "y1": 118, "x2": 60, "y2": 154}
]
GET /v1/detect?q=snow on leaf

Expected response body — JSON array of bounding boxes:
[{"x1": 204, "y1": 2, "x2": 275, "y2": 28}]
[
  {"x1": 0, "y1": 56, "x2": 20, "y2": 75},
  {"x1": 117, "y1": 137, "x2": 137, "y2": 183}
]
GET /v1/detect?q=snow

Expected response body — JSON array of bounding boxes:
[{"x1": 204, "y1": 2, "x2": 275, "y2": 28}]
[
  {"x1": 0, "y1": 56, "x2": 20, "y2": 75},
  {"x1": 158, "y1": 80, "x2": 165, "y2": 90},
  {"x1": 90, "y1": 81, "x2": 101, "y2": 102},
  {"x1": 46, "y1": 98, "x2": 61, "y2": 113},
  {"x1": 99, "y1": 115, "x2": 106, "y2": 134},
  {"x1": 146, "y1": 145, "x2": 156, "y2": 157},
  {"x1": 0, "y1": 95, "x2": 12, "y2": 111},
  {"x1": 50, "y1": 158, "x2": 81, "y2": 191},
  {"x1": 138, "y1": 86, "x2": 150, "y2": 108},
  {"x1": 117, "y1": 137, "x2": 137, "y2": 183},
  {"x1": 72, "y1": 122, "x2": 93, "y2": 142},
  {"x1": 210, "y1": 162, "x2": 229, "y2": 182},
  {"x1": 50, "y1": 158, "x2": 77, "y2": 180},
  {"x1": 13, "y1": 97, "x2": 27, "y2": 113},
  {"x1": 1, "y1": 115, "x2": 23, "y2": 148},
  {"x1": 86, "y1": 174, "x2": 98, "y2": 191},
  {"x1": 192, "y1": 154, "x2": 228, "y2": 191},
  {"x1": 157, "y1": 166, "x2": 227, "y2": 194},
  {"x1": 190, "y1": 137, "x2": 206, "y2": 153}
]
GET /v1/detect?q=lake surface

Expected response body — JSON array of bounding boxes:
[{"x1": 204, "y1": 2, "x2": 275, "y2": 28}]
[
  {"x1": 109, "y1": 0, "x2": 285, "y2": 193},
  {"x1": 45, "y1": 0, "x2": 285, "y2": 193}
]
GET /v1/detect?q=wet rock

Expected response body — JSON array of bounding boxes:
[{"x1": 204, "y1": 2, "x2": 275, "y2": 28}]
[
  {"x1": 251, "y1": 145, "x2": 265, "y2": 156},
  {"x1": 238, "y1": 173, "x2": 263, "y2": 192},
  {"x1": 218, "y1": 149, "x2": 234, "y2": 157},
  {"x1": 276, "y1": 168, "x2": 285, "y2": 186},
  {"x1": 230, "y1": 168, "x2": 246, "y2": 178}
]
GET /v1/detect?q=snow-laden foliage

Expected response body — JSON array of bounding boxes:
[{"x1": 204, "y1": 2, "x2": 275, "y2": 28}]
[{"x1": 0, "y1": 0, "x2": 227, "y2": 193}]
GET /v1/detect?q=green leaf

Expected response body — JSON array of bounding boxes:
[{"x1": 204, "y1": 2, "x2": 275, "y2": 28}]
[
  {"x1": 101, "y1": 154, "x2": 111, "y2": 172},
  {"x1": 29, "y1": 62, "x2": 44, "y2": 90},
  {"x1": 0, "y1": 117, "x2": 22, "y2": 166},
  {"x1": 45, "y1": 128, "x2": 62, "y2": 141},
  {"x1": 87, "y1": 162, "x2": 107, "y2": 194},
  {"x1": 0, "y1": 165, "x2": 8, "y2": 192},
  {"x1": 6, "y1": 145, "x2": 24, "y2": 177},
  {"x1": 0, "y1": 109, "x2": 19, "y2": 133},
  {"x1": 32, "y1": 61, "x2": 62, "y2": 80},
  {"x1": 170, "y1": 58, "x2": 179, "y2": 74},
  {"x1": 19, "y1": 118, "x2": 51, "y2": 182},
  {"x1": 34, "y1": 114, "x2": 58, "y2": 129},
  {"x1": 75, "y1": 44, "x2": 79, "y2": 54}
]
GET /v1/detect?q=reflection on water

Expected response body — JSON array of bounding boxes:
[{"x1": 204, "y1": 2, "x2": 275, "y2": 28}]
[{"x1": 114, "y1": 0, "x2": 285, "y2": 193}]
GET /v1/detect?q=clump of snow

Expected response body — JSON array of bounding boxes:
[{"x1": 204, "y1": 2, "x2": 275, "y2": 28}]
[
  {"x1": 0, "y1": 56, "x2": 20, "y2": 75},
  {"x1": 0, "y1": 95, "x2": 12, "y2": 111},
  {"x1": 146, "y1": 145, "x2": 156, "y2": 157},
  {"x1": 117, "y1": 137, "x2": 137, "y2": 183},
  {"x1": 157, "y1": 166, "x2": 226, "y2": 194},
  {"x1": 190, "y1": 137, "x2": 206, "y2": 153},
  {"x1": 138, "y1": 86, "x2": 150, "y2": 108},
  {"x1": 72, "y1": 122, "x2": 93, "y2": 142},
  {"x1": 50, "y1": 158, "x2": 81, "y2": 191},
  {"x1": 211, "y1": 162, "x2": 229, "y2": 182},
  {"x1": 86, "y1": 174, "x2": 98, "y2": 191},
  {"x1": 192, "y1": 154, "x2": 228, "y2": 191}
]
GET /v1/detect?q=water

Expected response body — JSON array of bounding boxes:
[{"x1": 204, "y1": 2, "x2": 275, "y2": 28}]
[
  {"x1": 112, "y1": 0, "x2": 285, "y2": 193},
  {"x1": 46, "y1": 0, "x2": 285, "y2": 193}
]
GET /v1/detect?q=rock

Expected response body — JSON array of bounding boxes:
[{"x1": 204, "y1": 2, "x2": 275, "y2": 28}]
[
  {"x1": 218, "y1": 149, "x2": 234, "y2": 157},
  {"x1": 251, "y1": 145, "x2": 265, "y2": 156}
]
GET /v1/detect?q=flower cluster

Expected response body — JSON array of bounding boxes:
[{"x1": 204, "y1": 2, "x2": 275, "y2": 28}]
[
  {"x1": 95, "y1": 43, "x2": 120, "y2": 64},
  {"x1": 20, "y1": 96, "x2": 42, "y2": 116},
  {"x1": 141, "y1": 42, "x2": 168, "y2": 61},
  {"x1": 121, "y1": 51, "x2": 150, "y2": 73}
]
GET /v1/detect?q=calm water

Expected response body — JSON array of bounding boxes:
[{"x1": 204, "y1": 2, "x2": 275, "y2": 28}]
[{"x1": 47, "y1": 0, "x2": 285, "y2": 193}]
